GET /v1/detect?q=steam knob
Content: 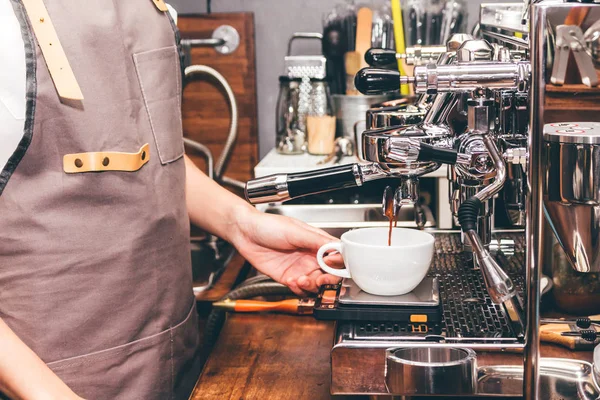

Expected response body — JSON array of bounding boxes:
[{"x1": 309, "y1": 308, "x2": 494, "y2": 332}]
[
  {"x1": 365, "y1": 49, "x2": 398, "y2": 67},
  {"x1": 355, "y1": 68, "x2": 415, "y2": 95}
]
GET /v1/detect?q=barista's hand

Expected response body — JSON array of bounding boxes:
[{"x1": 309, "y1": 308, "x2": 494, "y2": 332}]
[{"x1": 231, "y1": 207, "x2": 343, "y2": 296}]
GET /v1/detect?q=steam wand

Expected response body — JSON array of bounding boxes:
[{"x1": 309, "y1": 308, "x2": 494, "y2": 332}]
[{"x1": 458, "y1": 134, "x2": 523, "y2": 335}]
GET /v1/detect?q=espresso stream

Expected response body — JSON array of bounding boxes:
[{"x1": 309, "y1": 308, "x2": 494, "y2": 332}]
[{"x1": 384, "y1": 193, "x2": 399, "y2": 246}]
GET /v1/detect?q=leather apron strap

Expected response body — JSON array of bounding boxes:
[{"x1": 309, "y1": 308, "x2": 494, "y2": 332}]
[
  {"x1": 63, "y1": 143, "x2": 150, "y2": 173},
  {"x1": 20, "y1": 0, "x2": 83, "y2": 101}
]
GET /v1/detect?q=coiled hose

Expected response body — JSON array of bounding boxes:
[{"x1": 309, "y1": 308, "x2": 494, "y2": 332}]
[
  {"x1": 203, "y1": 281, "x2": 293, "y2": 351},
  {"x1": 183, "y1": 65, "x2": 239, "y2": 183},
  {"x1": 183, "y1": 137, "x2": 214, "y2": 180}
]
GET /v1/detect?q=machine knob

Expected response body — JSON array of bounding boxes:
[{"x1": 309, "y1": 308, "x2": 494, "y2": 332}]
[
  {"x1": 354, "y1": 68, "x2": 415, "y2": 95},
  {"x1": 365, "y1": 49, "x2": 397, "y2": 67}
]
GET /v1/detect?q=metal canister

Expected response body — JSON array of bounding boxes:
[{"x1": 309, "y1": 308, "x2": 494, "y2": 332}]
[
  {"x1": 543, "y1": 122, "x2": 600, "y2": 274},
  {"x1": 385, "y1": 347, "x2": 477, "y2": 395},
  {"x1": 332, "y1": 94, "x2": 395, "y2": 138},
  {"x1": 543, "y1": 122, "x2": 600, "y2": 313}
]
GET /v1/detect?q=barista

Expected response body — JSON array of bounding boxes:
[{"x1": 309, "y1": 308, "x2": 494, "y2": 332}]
[{"x1": 0, "y1": 1, "x2": 338, "y2": 398}]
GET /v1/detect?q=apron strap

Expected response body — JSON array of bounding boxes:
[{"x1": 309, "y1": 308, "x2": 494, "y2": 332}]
[
  {"x1": 21, "y1": 0, "x2": 84, "y2": 101},
  {"x1": 151, "y1": 0, "x2": 168, "y2": 12},
  {"x1": 63, "y1": 144, "x2": 150, "y2": 173}
]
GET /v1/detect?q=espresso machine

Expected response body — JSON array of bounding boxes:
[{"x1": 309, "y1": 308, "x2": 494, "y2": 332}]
[{"x1": 246, "y1": 1, "x2": 600, "y2": 397}]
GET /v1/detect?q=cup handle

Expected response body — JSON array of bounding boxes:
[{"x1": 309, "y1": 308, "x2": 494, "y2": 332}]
[{"x1": 317, "y1": 242, "x2": 351, "y2": 278}]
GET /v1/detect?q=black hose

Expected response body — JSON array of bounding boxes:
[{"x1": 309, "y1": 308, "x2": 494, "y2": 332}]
[
  {"x1": 457, "y1": 197, "x2": 482, "y2": 232},
  {"x1": 236, "y1": 274, "x2": 272, "y2": 289},
  {"x1": 202, "y1": 282, "x2": 293, "y2": 350}
]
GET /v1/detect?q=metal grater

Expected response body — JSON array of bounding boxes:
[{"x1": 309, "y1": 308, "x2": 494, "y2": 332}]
[
  {"x1": 285, "y1": 56, "x2": 327, "y2": 131},
  {"x1": 281, "y1": 33, "x2": 328, "y2": 132}
]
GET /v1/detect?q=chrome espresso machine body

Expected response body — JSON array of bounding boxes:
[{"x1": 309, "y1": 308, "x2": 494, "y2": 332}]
[{"x1": 246, "y1": 2, "x2": 600, "y2": 398}]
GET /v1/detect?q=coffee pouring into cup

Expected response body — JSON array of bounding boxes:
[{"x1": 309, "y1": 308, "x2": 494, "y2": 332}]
[{"x1": 316, "y1": 227, "x2": 435, "y2": 296}]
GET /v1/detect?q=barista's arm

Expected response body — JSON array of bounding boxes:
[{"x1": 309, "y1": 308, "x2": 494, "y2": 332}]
[
  {"x1": 0, "y1": 319, "x2": 83, "y2": 400},
  {"x1": 184, "y1": 156, "x2": 341, "y2": 295}
]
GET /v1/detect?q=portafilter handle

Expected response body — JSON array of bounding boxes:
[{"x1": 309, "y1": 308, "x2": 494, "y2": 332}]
[{"x1": 245, "y1": 164, "x2": 368, "y2": 205}]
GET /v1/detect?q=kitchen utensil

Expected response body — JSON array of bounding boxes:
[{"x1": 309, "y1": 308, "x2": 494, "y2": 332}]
[
  {"x1": 284, "y1": 33, "x2": 326, "y2": 80},
  {"x1": 323, "y1": 21, "x2": 347, "y2": 95},
  {"x1": 355, "y1": 7, "x2": 373, "y2": 70},
  {"x1": 316, "y1": 227, "x2": 434, "y2": 296},
  {"x1": 343, "y1": 7, "x2": 372, "y2": 95},
  {"x1": 540, "y1": 323, "x2": 600, "y2": 350},
  {"x1": 385, "y1": 347, "x2": 477, "y2": 395},
  {"x1": 371, "y1": 3, "x2": 394, "y2": 50},
  {"x1": 585, "y1": 19, "x2": 600, "y2": 66},
  {"x1": 542, "y1": 314, "x2": 600, "y2": 328},
  {"x1": 212, "y1": 298, "x2": 315, "y2": 315},
  {"x1": 332, "y1": 93, "x2": 394, "y2": 138},
  {"x1": 275, "y1": 76, "x2": 305, "y2": 154},
  {"x1": 562, "y1": 330, "x2": 599, "y2": 342},
  {"x1": 319, "y1": 137, "x2": 355, "y2": 166},
  {"x1": 344, "y1": 52, "x2": 362, "y2": 95},
  {"x1": 333, "y1": 137, "x2": 354, "y2": 163}
]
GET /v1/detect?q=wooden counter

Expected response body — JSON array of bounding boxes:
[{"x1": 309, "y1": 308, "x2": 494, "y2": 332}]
[{"x1": 190, "y1": 313, "x2": 594, "y2": 400}]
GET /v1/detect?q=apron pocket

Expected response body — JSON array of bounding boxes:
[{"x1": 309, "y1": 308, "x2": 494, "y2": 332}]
[
  {"x1": 47, "y1": 302, "x2": 199, "y2": 400},
  {"x1": 134, "y1": 45, "x2": 184, "y2": 165}
]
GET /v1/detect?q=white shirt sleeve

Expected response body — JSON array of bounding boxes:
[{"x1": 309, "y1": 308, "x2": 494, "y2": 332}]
[
  {"x1": 166, "y1": 3, "x2": 177, "y2": 26},
  {"x1": 0, "y1": 0, "x2": 27, "y2": 171}
]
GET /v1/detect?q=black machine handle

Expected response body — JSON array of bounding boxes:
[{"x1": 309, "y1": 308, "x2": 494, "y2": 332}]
[
  {"x1": 245, "y1": 164, "x2": 362, "y2": 204},
  {"x1": 365, "y1": 49, "x2": 398, "y2": 68},
  {"x1": 354, "y1": 68, "x2": 413, "y2": 95},
  {"x1": 287, "y1": 164, "x2": 360, "y2": 198},
  {"x1": 417, "y1": 143, "x2": 459, "y2": 165}
]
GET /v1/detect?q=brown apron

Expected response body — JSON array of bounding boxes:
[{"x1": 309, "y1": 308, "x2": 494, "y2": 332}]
[{"x1": 0, "y1": 1, "x2": 200, "y2": 398}]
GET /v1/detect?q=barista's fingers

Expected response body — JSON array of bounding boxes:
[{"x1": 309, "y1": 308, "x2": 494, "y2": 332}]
[
  {"x1": 298, "y1": 273, "x2": 319, "y2": 293},
  {"x1": 286, "y1": 277, "x2": 310, "y2": 297},
  {"x1": 323, "y1": 253, "x2": 344, "y2": 269},
  {"x1": 316, "y1": 273, "x2": 342, "y2": 287}
]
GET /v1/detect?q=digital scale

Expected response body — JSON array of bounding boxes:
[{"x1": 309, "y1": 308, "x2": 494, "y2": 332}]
[{"x1": 314, "y1": 277, "x2": 442, "y2": 323}]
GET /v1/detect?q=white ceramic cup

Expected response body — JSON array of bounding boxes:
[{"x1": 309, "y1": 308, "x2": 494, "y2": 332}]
[{"x1": 317, "y1": 227, "x2": 435, "y2": 296}]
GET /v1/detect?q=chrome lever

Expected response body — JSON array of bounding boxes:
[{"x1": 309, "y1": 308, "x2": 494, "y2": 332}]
[{"x1": 551, "y1": 25, "x2": 599, "y2": 87}]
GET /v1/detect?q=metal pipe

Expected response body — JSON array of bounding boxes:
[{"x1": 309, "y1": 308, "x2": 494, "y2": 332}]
[
  {"x1": 474, "y1": 135, "x2": 507, "y2": 203},
  {"x1": 181, "y1": 38, "x2": 226, "y2": 48},
  {"x1": 413, "y1": 62, "x2": 528, "y2": 94},
  {"x1": 524, "y1": 4, "x2": 544, "y2": 399},
  {"x1": 183, "y1": 138, "x2": 214, "y2": 180},
  {"x1": 184, "y1": 65, "x2": 239, "y2": 181}
]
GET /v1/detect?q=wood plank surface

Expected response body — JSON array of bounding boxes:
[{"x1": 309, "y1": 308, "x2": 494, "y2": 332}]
[
  {"x1": 191, "y1": 314, "x2": 340, "y2": 400},
  {"x1": 191, "y1": 313, "x2": 594, "y2": 400},
  {"x1": 178, "y1": 13, "x2": 259, "y2": 187}
]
